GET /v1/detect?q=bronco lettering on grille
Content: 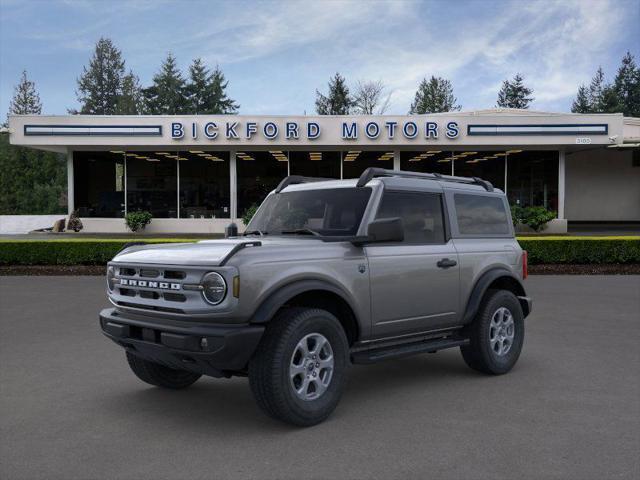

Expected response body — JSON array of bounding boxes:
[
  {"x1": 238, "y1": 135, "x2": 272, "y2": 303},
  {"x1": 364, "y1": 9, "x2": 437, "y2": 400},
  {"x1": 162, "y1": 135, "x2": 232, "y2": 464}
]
[{"x1": 119, "y1": 278, "x2": 181, "y2": 290}]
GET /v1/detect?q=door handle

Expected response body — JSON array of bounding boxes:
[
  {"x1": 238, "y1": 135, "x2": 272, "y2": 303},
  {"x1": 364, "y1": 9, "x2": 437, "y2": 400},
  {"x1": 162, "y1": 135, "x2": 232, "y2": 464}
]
[{"x1": 437, "y1": 258, "x2": 457, "y2": 268}]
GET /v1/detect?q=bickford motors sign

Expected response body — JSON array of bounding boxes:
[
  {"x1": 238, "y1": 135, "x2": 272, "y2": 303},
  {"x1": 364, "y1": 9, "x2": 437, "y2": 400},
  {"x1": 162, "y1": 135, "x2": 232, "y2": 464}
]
[{"x1": 171, "y1": 119, "x2": 461, "y2": 141}]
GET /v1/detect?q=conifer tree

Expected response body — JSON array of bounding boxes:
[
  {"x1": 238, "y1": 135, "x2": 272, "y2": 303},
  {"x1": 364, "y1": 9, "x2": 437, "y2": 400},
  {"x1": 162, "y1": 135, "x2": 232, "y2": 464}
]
[
  {"x1": 116, "y1": 71, "x2": 144, "y2": 115},
  {"x1": 613, "y1": 51, "x2": 640, "y2": 117},
  {"x1": 496, "y1": 74, "x2": 534, "y2": 109},
  {"x1": 571, "y1": 85, "x2": 591, "y2": 113},
  {"x1": 315, "y1": 73, "x2": 353, "y2": 115},
  {"x1": 185, "y1": 59, "x2": 239, "y2": 114},
  {"x1": 75, "y1": 37, "x2": 126, "y2": 114},
  {"x1": 207, "y1": 65, "x2": 239, "y2": 114},
  {"x1": 409, "y1": 76, "x2": 460, "y2": 114},
  {"x1": 143, "y1": 53, "x2": 188, "y2": 114},
  {"x1": 8, "y1": 70, "x2": 42, "y2": 116}
]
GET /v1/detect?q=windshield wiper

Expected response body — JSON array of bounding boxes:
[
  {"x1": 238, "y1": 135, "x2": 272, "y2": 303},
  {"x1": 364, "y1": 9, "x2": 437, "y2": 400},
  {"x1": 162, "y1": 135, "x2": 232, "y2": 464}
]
[
  {"x1": 280, "y1": 228, "x2": 321, "y2": 236},
  {"x1": 243, "y1": 229, "x2": 267, "y2": 236}
]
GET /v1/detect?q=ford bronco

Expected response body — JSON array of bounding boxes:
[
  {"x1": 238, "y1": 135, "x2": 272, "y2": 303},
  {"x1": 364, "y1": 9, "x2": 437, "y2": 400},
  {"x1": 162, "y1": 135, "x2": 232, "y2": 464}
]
[{"x1": 100, "y1": 167, "x2": 532, "y2": 426}]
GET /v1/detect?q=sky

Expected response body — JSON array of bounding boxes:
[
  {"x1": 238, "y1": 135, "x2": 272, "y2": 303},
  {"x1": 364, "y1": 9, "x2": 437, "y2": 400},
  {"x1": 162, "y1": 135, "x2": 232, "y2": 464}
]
[{"x1": 0, "y1": 0, "x2": 638, "y2": 117}]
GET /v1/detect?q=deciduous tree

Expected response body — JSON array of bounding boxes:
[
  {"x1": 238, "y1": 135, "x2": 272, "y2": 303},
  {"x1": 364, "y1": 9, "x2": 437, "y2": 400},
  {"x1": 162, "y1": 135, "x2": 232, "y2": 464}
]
[{"x1": 353, "y1": 80, "x2": 391, "y2": 115}]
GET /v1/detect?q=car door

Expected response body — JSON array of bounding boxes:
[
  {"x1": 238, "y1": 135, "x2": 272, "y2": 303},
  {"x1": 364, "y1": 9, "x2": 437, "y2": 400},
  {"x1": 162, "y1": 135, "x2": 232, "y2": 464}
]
[{"x1": 365, "y1": 188, "x2": 460, "y2": 340}]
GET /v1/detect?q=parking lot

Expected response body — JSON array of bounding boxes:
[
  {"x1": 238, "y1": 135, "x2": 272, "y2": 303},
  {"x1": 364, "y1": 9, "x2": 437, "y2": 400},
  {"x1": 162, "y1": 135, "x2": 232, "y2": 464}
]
[{"x1": 1, "y1": 275, "x2": 638, "y2": 480}]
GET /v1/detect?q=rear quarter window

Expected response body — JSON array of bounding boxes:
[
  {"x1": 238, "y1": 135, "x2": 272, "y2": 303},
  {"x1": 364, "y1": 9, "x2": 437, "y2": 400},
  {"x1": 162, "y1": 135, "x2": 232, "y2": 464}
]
[{"x1": 454, "y1": 193, "x2": 510, "y2": 235}]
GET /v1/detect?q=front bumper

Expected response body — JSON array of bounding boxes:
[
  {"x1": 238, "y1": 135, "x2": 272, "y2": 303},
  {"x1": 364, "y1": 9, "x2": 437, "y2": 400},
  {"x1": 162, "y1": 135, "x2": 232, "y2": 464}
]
[{"x1": 99, "y1": 308, "x2": 264, "y2": 377}]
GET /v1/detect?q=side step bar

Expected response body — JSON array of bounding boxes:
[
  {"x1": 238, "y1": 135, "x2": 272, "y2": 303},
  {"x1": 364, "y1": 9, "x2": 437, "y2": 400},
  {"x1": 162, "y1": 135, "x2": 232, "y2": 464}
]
[{"x1": 351, "y1": 336, "x2": 469, "y2": 364}]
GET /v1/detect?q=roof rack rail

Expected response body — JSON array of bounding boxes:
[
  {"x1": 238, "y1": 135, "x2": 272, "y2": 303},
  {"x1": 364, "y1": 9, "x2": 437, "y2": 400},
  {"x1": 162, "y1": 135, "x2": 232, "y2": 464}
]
[
  {"x1": 356, "y1": 167, "x2": 494, "y2": 192},
  {"x1": 275, "y1": 175, "x2": 335, "y2": 193}
]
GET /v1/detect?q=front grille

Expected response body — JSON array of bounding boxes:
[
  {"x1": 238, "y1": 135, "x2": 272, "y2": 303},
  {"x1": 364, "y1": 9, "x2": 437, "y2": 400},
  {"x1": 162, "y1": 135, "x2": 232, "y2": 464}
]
[
  {"x1": 110, "y1": 264, "x2": 209, "y2": 314},
  {"x1": 140, "y1": 269, "x2": 160, "y2": 278},
  {"x1": 164, "y1": 270, "x2": 186, "y2": 280}
]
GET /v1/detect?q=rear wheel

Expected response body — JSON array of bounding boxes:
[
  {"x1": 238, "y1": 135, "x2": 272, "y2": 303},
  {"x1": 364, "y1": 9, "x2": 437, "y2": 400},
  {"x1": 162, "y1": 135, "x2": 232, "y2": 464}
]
[
  {"x1": 249, "y1": 307, "x2": 349, "y2": 426},
  {"x1": 460, "y1": 289, "x2": 524, "y2": 375},
  {"x1": 126, "y1": 352, "x2": 201, "y2": 389}
]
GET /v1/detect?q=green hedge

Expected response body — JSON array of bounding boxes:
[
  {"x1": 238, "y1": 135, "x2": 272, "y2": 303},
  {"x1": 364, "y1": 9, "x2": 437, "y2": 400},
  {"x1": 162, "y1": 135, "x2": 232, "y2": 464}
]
[
  {"x1": 0, "y1": 239, "x2": 196, "y2": 266},
  {"x1": 0, "y1": 237, "x2": 639, "y2": 266},
  {"x1": 518, "y1": 237, "x2": 640, "y2": 264}
]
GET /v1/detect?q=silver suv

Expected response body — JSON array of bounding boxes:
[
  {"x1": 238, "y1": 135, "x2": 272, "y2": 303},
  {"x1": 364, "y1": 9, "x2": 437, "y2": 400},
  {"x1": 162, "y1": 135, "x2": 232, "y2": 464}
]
[{"x1": 100, "y1": 167, "x2": 532, "y2": 426}]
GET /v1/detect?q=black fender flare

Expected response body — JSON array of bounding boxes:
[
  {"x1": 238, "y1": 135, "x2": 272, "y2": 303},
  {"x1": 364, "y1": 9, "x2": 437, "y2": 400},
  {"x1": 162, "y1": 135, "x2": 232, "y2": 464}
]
[
  {"x1": 249, "y1": 279, "x2": 358, "y2": 325},
  {"x1": 463, "y1": 268, "x2": 530, "y2": 323}
]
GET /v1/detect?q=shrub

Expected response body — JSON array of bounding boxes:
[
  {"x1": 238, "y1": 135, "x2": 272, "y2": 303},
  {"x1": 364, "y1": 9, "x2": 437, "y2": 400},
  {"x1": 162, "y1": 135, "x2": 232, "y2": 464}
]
[
  {"x1": 125, "y1": 211, "x2": 152, "y2": 232},
  {"x1": 511, "y1": 205, "x2": 556, "y2": 232},
  {"x1": 242, "y1": 204, "x2": 259, "y2": 226},
  {"x1": 0, "y1": 239, "x2": 198, "y2": 265},
  {"x1": 0, "y1": 237, "x2": 637, "y2": 267},
  {"x1": 518, "y1": 237, "x2": 640, "y2": 264},
  {"x1": 522, "y1": 206, "x2": 557, "y2": 232},
  {"x1": 66, "y1": 210, "x2": 83, "y2": 232},
  {"x1": 510, "y1": 205, "x2": 524, "y2": 227}
]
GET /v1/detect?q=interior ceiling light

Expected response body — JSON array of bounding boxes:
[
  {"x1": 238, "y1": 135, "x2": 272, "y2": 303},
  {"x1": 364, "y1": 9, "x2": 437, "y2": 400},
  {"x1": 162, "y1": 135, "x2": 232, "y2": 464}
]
[
  {"x1": 146, "y1": 158, "x2": 160, "y2": 162},
  {"x1": 125, "y1": 153, "x2": 137, "y2": 157},
  {"x1": 437, "y1": 159, "x2": 451, "y2": 163},
  {"x1": 189, "y1": 150, "x2": 204, "y2": 154},
  {"x1": 135, "y1": 156, "x2": 149, "y2": 159},
  {"x1": 464, "y1": 152, "x2": 478, "y2": 155},
  {"x1": 427, "y1": 150, "x2": 442, "y2": 154},
  {"x1": 110, "y1": 150, "x2": 125, "y2": 154},
  {"x1": 155, "y1": 152, "x2": 170, "y2": 155},
  {"x1": 507, "y1": 150, "x2": 523, "y2": 154},
  {"x1": 495, "y1": 152, "x2": 507, "y2": 156}
]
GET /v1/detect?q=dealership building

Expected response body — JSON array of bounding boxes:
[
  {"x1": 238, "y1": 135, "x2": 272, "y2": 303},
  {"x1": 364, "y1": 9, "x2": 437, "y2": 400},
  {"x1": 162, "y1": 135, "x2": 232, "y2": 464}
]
[{"x1": 7, "y1": 109, "x2": 640, "y2": 233}]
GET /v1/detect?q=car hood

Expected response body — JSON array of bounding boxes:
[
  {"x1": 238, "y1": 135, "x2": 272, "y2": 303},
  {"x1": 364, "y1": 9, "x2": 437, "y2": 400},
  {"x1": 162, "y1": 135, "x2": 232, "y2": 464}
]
[{"x1": 111, "y1": 237, "x2": 326, "y2": 266}]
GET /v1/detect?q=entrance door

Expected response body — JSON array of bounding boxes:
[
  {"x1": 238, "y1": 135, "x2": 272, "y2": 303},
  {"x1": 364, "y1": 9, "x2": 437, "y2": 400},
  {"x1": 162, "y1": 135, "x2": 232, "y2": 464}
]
[{"x1": 365, "y1": 189, "x2": 460, "y2": 340}]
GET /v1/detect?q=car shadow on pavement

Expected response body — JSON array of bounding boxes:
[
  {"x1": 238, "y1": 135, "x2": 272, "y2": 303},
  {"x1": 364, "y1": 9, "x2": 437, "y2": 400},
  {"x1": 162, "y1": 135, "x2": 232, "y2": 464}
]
[{"x1": 97, "y1": 350, "x2": 477, "y2": 433}]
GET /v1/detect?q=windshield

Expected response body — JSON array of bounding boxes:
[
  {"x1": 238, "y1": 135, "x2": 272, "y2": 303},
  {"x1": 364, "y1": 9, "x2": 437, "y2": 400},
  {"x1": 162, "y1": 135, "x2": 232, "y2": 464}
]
[{"x1": 246, "y1": 187, "x2": 372, "y2": 237}]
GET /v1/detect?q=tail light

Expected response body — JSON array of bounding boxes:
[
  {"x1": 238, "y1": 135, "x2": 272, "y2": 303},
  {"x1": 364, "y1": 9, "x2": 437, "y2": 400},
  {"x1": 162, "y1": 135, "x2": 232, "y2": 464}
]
[{"x1": 522, "y1": 250, "x2": 528, "y2": 279}]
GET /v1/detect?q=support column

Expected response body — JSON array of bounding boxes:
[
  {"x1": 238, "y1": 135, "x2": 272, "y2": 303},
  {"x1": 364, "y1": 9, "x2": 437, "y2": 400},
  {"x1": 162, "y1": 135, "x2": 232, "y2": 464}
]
[
  {"x1": 230, "y1": 150, "x2": 237, "y2": 222},
  {"x1": 66, "y1": 149, "x2": 74, "y2": 215},
  {"x1": 558, "y1": 149, "x2": 566, "y2": 220},
  {"x1": 393, "y1": 150, "x2": 401, "y2": 170},
  {"x1": 504, "y1": 154, "x2": 508, "y2": 194}
]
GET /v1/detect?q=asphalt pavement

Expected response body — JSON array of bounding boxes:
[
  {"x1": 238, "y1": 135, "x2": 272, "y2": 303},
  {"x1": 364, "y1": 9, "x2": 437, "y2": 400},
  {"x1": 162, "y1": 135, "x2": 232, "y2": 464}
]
[{"x1": 0, "y1": 275, "x2": 638, "y2": 480}]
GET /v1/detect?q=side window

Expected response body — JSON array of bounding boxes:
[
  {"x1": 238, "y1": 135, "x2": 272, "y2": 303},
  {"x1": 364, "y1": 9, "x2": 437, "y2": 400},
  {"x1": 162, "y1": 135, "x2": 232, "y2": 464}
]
[
  {"x1": 454, "y1": 193, "x2": 510, "y2": 235},
  {"x1": 375, "y1": 191, "x2": 445, "y2": 244}
]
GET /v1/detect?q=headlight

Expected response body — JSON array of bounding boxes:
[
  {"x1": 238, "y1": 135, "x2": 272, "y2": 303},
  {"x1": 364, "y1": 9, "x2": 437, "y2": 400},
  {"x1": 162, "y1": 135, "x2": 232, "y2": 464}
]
[
  {"x1": 106, "y1": 266, "x2": 116, "y2": 292},
  {"x1": 201, "y1": 272, "x2": 227, "y2": 305}
]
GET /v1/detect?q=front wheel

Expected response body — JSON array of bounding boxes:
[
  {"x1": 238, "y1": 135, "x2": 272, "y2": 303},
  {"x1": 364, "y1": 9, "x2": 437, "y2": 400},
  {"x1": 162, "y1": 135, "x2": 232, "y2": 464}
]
[
  {"x1": 249, "y1": 307, "x2": 349, "y2": 426},
  {"x1": 460, "y1": 289, "x2": 525, "y2": 375},
  {"x1": 126, "y1": 352, "x2": 201, "y2": 389}
]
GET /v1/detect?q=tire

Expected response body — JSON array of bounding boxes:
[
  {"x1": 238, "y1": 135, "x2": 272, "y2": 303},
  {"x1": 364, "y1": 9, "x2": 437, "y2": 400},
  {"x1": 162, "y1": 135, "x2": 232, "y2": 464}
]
[
  {"x1": 126, "y1": 351, "x2": 201, "y2": 389},
  {"x1": 249, "y1": 307, "x2": 349, "y2": 427},
  {"x1": 460, "y1": 289, "x2": 525, "y2": 375}
]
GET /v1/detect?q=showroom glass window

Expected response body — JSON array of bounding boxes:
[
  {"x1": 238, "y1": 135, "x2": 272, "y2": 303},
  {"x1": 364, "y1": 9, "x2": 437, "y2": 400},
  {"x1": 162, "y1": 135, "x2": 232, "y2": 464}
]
[
  {"x1": 400, "y1": 151, "x2": 453, "y2": 175},
  {"x1": 289, "y1": 151, "x2": 340, "y2": 178},
  {"x1": 126, "y1": 152, "x2": 177, "y2": 218},
  {"x1": 237, "y1": 151, "x2": 288, "y2": 217},
  {"x1": 507, "y1": 150, "x2": 558, "y2": 211},
  {"x1": 343, "y1": 151, "x2": 394, "y2": 178},
  {"x1": 453, "y1": 151, "x2": 506, "y2": 190},
  {"x1": 178, "y1": 151, "x2": 230, "y2": 218},
  {"x1": 73, "y1": 151, "x2": 125, "y2": 217}
]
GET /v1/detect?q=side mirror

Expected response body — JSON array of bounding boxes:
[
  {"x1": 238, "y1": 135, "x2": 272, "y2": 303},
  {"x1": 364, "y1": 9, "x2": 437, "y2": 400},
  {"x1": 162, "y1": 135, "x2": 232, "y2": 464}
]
[{"x1": 355, "y1": 217, "x2": 404, "y2": 245}]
